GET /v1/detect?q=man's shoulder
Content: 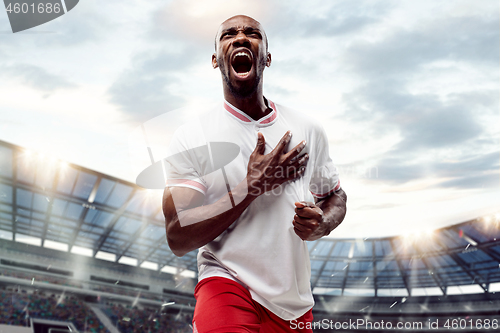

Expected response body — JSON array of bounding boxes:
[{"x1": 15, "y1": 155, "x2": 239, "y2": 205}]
[
  {"x1": 189, "y1": 101, "x2": 222, "y2": 121},
  {"x1": 273, "y1": 101, "x2": 324, "y2": 132},
  {"x1": 170, "y1": 102, "x2": 222, "y2": 141}
]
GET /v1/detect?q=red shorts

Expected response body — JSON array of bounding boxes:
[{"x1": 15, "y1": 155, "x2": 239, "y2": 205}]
[{"x1": 193, "y1": 277, "x2": 313, "y2": 333}]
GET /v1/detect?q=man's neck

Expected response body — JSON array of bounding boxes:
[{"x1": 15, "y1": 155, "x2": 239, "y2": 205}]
[{"x1": 224, "y1": 90, "x2": 271, "y2": 121}]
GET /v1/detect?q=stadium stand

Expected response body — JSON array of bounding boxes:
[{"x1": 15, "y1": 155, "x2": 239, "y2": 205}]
[
  {"x1": 102, "y1": 303, "x2": 192, "y2": 333},
  {"x1": 0, "y1": 289, "x2": 108, "y2": 332},
  {"x1": 1, "y1": 139, "x2": 500, "y2": 332}
]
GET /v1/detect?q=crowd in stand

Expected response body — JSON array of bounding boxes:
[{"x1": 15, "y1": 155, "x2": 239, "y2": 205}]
[
  {"x1": 0, "y1": 289, "x2": 109, "y2": 333},
  {"x1": 0, "y1": 290, "x2": 27, "y2": 326},
  {"x1": 1, "y1": 269, "x2": 195, "y2": 332},
  {"x1": 0, "y1": 269, "x2": 187, "y2": 304},
  {"x1": 104, "y1": 303, "x2": 192, "y2": 333}
]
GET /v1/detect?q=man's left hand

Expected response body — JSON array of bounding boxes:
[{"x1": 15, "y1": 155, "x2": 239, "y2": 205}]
[{"x1": 293, "y1": 201, "x2": 327, "y2": 241}]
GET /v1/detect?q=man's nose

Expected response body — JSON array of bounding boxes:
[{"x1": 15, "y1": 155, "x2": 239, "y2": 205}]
[{"x1": 232, "y1": 32, "x2": 250, "y2": 47}]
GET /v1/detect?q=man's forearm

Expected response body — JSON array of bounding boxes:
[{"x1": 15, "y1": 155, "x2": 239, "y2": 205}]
[
  {"x1": 165, "y1": 179, "x2": 256, "y2": 257},
  {"x1": 316, "y1": 188, "x2": 347, "y2": 237}
]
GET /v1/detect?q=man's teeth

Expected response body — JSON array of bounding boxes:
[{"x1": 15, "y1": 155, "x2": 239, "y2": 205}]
[{"x1": 235, "y1": 52, "x2": 251, "y2": 59}]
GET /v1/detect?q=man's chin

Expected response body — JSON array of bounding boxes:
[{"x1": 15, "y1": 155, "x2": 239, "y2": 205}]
[{"x1": 224, "y1": 74, "x2": 261, "y2": 99}]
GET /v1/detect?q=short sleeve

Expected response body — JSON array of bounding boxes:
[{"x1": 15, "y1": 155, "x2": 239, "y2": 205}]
[
  {"x1": 165, "y1": 127, "x2": 208, "y2": 195},
  {"x1": 309, "y1": 125, "x2": 341, "y2": 199}
]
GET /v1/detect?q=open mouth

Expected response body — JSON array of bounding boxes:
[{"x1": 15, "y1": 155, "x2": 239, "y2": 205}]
[{"x1": 231, "y1": 51, "x2": 253, "y2": 77}]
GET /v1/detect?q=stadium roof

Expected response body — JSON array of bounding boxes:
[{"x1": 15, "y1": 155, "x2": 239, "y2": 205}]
[
  {"x1": 1, "y1": 139, "x2": 499, "y2": 296},
  {"x1": 0, "y1": 140, "x2": 197, "y2": 277}
]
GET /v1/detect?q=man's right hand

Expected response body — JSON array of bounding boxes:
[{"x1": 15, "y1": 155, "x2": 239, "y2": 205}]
[{"x1": 246, "y1": 131, "x2": 308, "y2": 197}]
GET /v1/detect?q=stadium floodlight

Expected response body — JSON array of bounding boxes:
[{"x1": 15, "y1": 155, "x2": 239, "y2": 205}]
[
  {"x1": 43, "y1": 239, "x2": 68, "y2": 252},
  {"x1": 59, "y1": 160, "x2": 69, "y2": 172},
  {"x1": 118, "y1": 256, "x2": 138, "y2": 266},
  {"x1": 0, "y1": 230, "x2": 13, "y2": 240},
  {"x1": 140, "y1": 261, "x2": 158, "y2": 271},
  {"x1": 95, "y1": 251, "x2": 116, "y2": 262},
  {"x1": 414, "y1": 230, "x2": 425, "y2": 239},
  {"x1": 70, "y1": 245, "x2": 93, "y2": 257},
  {"x1": 15, "y1": 233, "x2": 41, "y2": 246},
  {"x1": 48, "y1": 155, "x2": 58, "y2": 164},
  {"x1": 179, "y1": 269, "x2": 196, "y2": 278},
  {"x1": 160, "y1": 265, "x2": 197, "y2": 278},
  {"x1": 23, "y1": 149, "x2": 33, "y2": 158},
  {"x1": 160, "y1": 265, "x2": 178, "y2": 274},
  {"x1": 401, "y1": 232, "x2": 412, "y2": 240}
]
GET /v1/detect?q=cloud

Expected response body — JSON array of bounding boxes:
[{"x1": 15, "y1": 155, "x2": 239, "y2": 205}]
[
  {"x1": 345, "y1": 14, "x2": 498, "y2": 79},
  {"x1": 433, "y1": 152, "x2": 500, "y2": 177},
  {"x1": 107, "y1": 46, "x2": 206, "y2": 122},
  {"x1": 267, "y1": 0, "x2": 391, "y2": 39},
  {"x1": 363, "y1": 157, "x2": 427, "y2": 184},
  {"x1": 336, "y1": 10, "x2": 499, "y2": 184},
  {"x1": 437, "y1": 173, "x2": 499, "y2": 190},
  {"x1": 363, "y1": 149, "x2": 499, "y2": 188},
  {"x1": 264, "y1": 83, "x2": 295, "y2": 97},
  {"x1": 1, "y1": 64, "x2": 76, "y2": 92},
  {"x1": 108, "y1": 73, "x2": 185, "y2": 123},
  {"x1": 393, "y1": 97, "x2": 484, "y2": 151},
  {"x1": 268, "y1": 58, "x2": 318, "y2": 78},
  {"x1": 341, "y1": 84, "x2": 490, "y2": 153}
]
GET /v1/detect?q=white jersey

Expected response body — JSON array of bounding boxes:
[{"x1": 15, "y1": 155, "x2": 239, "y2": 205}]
[{"x1": 166, "y1": 99, "x2": 340, "y2": 320}]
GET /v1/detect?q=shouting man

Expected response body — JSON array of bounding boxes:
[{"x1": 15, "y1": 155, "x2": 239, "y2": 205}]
[{"x1": 163, "y1": 15, "x2": 347, "y2": 332}]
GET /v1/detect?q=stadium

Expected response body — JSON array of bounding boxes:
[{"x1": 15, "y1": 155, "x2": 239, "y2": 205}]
[
  {"x1": 1, "y1": 138, "x2": 499, "y2": 333},
  {"x1": 0, "y1": 0, "x2": 498, "y2": 331}
]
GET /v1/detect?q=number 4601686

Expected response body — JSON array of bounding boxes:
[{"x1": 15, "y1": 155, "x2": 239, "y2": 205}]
[{"x1": 6, "y1": 2, "x2": 61, "y2": 14}]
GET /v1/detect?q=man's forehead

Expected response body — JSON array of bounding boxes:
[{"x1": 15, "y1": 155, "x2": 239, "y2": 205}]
[{"x1": 219, "y1": 15, "x2": 263, "y2": 33}]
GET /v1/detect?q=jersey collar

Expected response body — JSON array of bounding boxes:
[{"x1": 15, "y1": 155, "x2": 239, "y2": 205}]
[{"x1": 224, "y1": 98, "x2": 278, "y2": 126}]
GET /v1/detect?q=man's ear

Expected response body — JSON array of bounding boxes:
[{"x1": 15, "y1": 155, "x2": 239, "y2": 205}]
[
  {"x1": 266, "y1": 52, "x2": 272, "y2": 67},
  {"x1": 212, "y1": 54, "x2": 218, "y2": 69}
]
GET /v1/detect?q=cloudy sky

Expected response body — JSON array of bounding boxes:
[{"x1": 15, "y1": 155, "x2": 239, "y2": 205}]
[{"x1": 0, "y1": 0, "x2": 498, "y2": 238}]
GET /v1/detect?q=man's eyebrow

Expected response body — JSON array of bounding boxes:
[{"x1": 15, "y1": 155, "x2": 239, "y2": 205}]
[
  {"x1": 219, "y1": 27, "x2": 235, "y2": 39},
  {"x1": 244, "y1": 27, "x2": 262, "y2": 35},
  {"x1": 219, "y1": 27, "x2": 262, "y2": 38}
]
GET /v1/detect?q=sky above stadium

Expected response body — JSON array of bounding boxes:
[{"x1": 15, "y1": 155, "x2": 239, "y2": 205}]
[{"x1": 0, "y1": 0, "x2": 498, "y2": 238}]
